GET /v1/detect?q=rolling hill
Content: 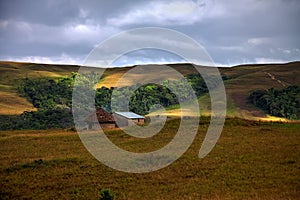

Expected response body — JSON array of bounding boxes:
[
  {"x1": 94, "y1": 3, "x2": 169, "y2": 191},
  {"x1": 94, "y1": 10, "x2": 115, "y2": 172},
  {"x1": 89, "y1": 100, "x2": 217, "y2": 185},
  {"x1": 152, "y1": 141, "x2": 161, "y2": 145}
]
[
  {"x1": 220, "y1": 62, "x2": 300, "y2": 120},
  {"x1": 0, "y1": 61, "x2": 79, "y2": 115},
  {"x1": 0, "y1": 60, "x2": 299, "y2": 121}
]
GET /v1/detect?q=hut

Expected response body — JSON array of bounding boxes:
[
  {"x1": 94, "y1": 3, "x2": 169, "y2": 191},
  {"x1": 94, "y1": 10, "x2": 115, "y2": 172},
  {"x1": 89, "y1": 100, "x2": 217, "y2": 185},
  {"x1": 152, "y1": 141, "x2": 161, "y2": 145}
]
[
  {"x1": 85, "y1": 107, "x2": 116, "y2": 130},
  {"x1": 113, "y1": 112, "x2": 145, "y2": 127}
]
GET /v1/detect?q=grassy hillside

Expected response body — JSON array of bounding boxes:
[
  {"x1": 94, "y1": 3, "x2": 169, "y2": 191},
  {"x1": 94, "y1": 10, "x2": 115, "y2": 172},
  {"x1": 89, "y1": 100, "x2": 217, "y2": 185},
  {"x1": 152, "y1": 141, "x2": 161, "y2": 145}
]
[
  {"x1": 98, "y1": 63, "x2": 199, "y2": 88},
  {"x1": 0, "y1": 118, "x2": 299, "y2": 199},
  {"x1": 220, "y1": 62, "x2": 300, "y2": 120},
  {"x1": 0, "y1": 61, "x2": 299, "y2": 120},
  {"x1": 148, "y1": 62, "x2": 300, "y2": 120},
  {"x1": 0, "y1": 61, "x2": 79, "y2": 115}
]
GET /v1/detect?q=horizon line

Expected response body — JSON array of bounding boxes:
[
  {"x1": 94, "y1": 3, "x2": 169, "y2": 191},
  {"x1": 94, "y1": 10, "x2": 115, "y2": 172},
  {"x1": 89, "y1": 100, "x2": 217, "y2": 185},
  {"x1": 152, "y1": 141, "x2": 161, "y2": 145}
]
[{"x1": 0, "y1": 59, "x2": 299, "y2": 68}]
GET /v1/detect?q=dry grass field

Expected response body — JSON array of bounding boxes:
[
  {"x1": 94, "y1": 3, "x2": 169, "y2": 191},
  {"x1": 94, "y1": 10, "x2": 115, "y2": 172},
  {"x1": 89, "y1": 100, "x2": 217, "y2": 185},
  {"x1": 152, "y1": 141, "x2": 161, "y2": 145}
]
[
  {"x1": 0, "y1": 61, "x2": 299, "y2": 199},
  {"x1": 0, "y1": 61, "x2": 79, "y2": 115},
  {"x1": 1, "y1": 118, "x2": 299, "y2": 199}
]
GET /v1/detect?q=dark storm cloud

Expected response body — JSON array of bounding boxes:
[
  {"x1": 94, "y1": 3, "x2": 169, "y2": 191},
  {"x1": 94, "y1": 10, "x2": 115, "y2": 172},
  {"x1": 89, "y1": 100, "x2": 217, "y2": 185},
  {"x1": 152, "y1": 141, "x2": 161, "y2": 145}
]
[{"x1": 0, "y1": 0, "x2": 299, "y2": 66}]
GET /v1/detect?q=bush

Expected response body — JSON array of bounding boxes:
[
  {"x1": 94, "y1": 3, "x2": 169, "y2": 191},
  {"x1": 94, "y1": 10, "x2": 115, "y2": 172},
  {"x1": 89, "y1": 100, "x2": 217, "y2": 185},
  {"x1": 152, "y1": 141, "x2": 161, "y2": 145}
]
[{"x1": 99, "y1": 188, "x2": 114, "y2": 200}]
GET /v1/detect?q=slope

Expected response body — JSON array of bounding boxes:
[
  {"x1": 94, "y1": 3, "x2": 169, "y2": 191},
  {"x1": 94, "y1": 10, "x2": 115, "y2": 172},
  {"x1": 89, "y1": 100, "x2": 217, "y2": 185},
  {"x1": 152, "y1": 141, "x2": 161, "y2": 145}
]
[
  {"x1": 0, "y1": 61, "x2": 79, "y2": 115},
  {"x1": 0, "y1": 61, "x2": 299, "y2": 120},
  {"x1": 220, "y1": 62, "x2": 300, "y2": 120}
]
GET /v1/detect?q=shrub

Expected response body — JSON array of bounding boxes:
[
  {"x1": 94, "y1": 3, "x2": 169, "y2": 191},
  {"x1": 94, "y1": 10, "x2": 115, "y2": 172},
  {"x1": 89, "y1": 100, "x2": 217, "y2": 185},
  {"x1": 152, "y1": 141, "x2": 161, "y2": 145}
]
[{"x1": 99, "y1": 188, "x2": 115, "y2": 200}]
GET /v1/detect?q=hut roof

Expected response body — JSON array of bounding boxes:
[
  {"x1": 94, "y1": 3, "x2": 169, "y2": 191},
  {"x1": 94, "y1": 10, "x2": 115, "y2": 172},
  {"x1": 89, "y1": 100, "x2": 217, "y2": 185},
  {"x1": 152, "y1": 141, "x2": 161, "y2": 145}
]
[
  {"x1": 85, "y1": 107, "x2": 115, "y2": 123},
  {"x1": 114, "y1": 112, "x2": 144, "y2": 119}
]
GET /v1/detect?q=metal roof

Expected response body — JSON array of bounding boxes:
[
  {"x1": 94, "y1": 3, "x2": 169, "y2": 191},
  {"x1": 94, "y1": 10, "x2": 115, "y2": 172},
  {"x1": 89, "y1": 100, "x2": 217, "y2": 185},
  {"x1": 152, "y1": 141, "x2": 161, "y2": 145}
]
[{"x1": 114, "y1": 112, "x2": 145, "y2": 119}]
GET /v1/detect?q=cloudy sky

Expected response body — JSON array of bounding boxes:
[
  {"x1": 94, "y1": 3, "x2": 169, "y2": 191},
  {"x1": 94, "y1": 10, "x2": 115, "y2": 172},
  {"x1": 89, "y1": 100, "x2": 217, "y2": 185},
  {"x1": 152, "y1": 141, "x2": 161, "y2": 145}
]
[{"x1": 0, "y1": 0, "x2": 299, "y2": 67}]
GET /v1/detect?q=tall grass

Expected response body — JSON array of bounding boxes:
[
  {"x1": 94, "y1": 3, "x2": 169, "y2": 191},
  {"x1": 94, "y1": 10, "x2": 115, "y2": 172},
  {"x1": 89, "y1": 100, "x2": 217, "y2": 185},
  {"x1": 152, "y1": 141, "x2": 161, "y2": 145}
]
[{"x1": 0, "y1": 118, "x2": 299, "y2": 199}]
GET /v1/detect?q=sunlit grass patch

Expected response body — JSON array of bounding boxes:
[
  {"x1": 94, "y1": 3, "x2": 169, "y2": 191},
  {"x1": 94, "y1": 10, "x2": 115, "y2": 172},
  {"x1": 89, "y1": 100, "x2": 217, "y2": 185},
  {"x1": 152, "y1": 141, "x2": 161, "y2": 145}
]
[{"x1": 0, "y1": 91, "x2": 36, "y2": 115}]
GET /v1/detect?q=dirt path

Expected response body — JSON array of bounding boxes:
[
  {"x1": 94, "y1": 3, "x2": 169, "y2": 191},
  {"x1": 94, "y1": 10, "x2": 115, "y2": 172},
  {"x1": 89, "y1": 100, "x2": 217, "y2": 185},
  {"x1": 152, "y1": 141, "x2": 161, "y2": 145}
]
[{"x1": 264, "y1": 72, "x2": 289, "y2": 87}]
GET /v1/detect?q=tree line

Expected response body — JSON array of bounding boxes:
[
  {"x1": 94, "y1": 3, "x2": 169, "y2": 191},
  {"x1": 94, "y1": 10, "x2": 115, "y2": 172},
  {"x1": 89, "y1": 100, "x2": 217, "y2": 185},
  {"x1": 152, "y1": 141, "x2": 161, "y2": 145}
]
[
  {"x1": 95, "y1": 73, "x2": 218, "y2": 115},
  {"x1": 248, "y1": 85, "x2": 300, "y2": 120},
  {"x1": 0, "y1": 72, "x2": 223, "y2": 130}
]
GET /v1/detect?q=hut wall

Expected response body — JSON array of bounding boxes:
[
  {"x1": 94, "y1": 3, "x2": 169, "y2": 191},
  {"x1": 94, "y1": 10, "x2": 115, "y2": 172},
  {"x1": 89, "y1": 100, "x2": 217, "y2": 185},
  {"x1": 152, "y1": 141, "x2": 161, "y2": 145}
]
[
  {"x1": 100, "y1": 123, "x2": 116, "y2": 129},
  {"x1": 113, "y1": 114, "x2": 129, "y2": 127},
  {"x1": 132, "y1": 118, "x2": 144, "y2": 125},
  {"x1": 88, "y1": 122, "x2": 116, "y2": 130},
  {"x1": 113, "y1": 114, "x2": 144, "y2": 127}
]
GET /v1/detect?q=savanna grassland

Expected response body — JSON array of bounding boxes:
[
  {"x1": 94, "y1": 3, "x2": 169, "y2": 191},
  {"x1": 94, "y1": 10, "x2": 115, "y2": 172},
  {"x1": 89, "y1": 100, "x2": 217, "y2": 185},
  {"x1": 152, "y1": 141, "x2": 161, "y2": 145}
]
[
  {"x1": 0, "y1": 61, "x2": 300, "y2": 199},
  {"x1": 1, "y1": 118, "x2": 299, "y2": 199}
]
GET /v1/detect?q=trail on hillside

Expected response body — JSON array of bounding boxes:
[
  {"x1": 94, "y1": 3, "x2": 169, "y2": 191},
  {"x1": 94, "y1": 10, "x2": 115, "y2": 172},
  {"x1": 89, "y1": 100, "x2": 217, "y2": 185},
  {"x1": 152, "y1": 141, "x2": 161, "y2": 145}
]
[{"x1": 264, "y1": 72, "x2": 290, "y2": 87}]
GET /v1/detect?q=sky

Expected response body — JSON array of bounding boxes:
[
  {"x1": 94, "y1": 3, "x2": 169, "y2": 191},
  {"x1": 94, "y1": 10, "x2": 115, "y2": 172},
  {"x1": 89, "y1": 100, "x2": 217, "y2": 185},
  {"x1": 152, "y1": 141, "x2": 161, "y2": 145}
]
[{"x1": 0, "y1": 0, "x2": 299, "y2": 67}]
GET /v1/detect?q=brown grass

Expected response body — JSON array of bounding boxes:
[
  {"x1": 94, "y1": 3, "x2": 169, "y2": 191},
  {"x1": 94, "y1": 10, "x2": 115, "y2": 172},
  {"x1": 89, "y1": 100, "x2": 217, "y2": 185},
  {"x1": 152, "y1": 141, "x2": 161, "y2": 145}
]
[
  {"x1": 0, "y1": 61, "x2": 79, "y2": 115},
  {"x1": 219, "y1": 62, "x2": 300, "y2": 120},
  {"x1": 97, "y1": 64, "x2": 198, "y2": 88},
  {"x1": 0, "y1": 119, "x2": 299, "y2": 199},
  {"x1": 0, "y1": 91, "x2": 36, "y2": 115}
]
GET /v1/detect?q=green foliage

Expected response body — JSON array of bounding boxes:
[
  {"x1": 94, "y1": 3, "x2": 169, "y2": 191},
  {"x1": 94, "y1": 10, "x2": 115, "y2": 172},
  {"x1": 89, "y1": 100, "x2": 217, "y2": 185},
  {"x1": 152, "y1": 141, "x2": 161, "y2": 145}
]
[
  {"x1": 72, "y1": 72, "x2": 101, "y2": 115},
  {"x1": 1, "y1": 72, "x2": 215, "y2": 130},
  {"x1": 248, "y1": 85, "x2": 300, "y2": 119},
  {"x1": 0, "y1": 115, "x2": 23, "y2": 130},
  {"x1": 99, "y1": 188, "x2": 114, "y2": 200},
  {"x1": 1, "y1": 74, "x2": 79, "y2": 130},
  {"x1": 0, "y1": 109, "x2": 74, "y2": 130},
  {"x1": 18, "y1": 73, "x2": 77, "y2": 110},
  {"x1": 185, "y1": 73, "x2": 209, "y2": 96},
  {"x1": 109, "y1": 83, "x2": 179, "y2": 115},
  {"x1": 95, "y1": 87, "x2": 113, "y2": 112},
  {"x1": 96, "y1": 74, "x2": 215, "y2": 115}
]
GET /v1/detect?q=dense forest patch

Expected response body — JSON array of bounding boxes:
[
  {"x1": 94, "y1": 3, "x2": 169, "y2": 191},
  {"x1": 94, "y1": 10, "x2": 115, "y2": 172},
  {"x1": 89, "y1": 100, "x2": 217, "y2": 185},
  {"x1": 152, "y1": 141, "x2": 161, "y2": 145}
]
[{"x1": 248, "y1": 85, "x2": 300, "y2": 120}]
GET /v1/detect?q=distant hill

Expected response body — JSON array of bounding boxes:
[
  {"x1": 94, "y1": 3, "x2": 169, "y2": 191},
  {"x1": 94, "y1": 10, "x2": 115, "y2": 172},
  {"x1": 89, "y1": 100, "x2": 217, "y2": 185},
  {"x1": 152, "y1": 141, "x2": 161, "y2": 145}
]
[
  {"x1": 220, "y1": 62, "x2": 300, "y2": 120},
  {"x1": 0, "y1": 60, "x2": 299, "y2": 121},
  {"x1": 0, "y1": 61, "x2": 79, "y2": 115}
]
